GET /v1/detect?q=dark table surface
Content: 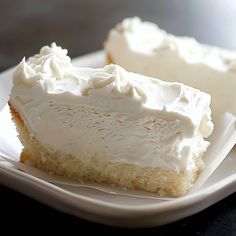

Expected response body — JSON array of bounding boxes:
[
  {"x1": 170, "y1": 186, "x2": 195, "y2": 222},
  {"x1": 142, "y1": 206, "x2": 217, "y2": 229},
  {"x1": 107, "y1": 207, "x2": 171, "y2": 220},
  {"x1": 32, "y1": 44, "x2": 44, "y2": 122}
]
[{"x1": 1, "y1": 0, "x2": 236, "y2": 234}]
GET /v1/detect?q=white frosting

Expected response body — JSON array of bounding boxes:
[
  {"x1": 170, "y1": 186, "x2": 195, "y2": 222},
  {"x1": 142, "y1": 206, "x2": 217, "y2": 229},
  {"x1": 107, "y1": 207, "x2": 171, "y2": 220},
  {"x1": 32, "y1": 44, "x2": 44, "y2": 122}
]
[
  {"x1": 105, "y1": 17, "x2": 236, "y2": 120},
  {"x1": 10, "y1": 43, "x2": 213, "y2": 173}
]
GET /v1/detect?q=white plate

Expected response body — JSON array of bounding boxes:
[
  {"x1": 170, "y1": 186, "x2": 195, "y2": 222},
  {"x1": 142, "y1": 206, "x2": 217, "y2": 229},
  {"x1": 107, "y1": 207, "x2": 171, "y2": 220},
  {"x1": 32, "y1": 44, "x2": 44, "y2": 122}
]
[{"x1": 0, "y1": 50, "x2": 236, "y2": 228}]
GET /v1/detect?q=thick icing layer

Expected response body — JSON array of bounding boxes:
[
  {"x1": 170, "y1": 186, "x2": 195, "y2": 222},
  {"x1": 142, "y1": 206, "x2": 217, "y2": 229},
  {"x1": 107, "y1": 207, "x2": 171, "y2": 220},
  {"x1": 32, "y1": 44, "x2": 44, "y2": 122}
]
[
  {"x1": 10, "y1": 43, "x2": 213, "y2": 173},
  {"x1": 105, "y1": 17, "x2": 236, "y2": 120}
]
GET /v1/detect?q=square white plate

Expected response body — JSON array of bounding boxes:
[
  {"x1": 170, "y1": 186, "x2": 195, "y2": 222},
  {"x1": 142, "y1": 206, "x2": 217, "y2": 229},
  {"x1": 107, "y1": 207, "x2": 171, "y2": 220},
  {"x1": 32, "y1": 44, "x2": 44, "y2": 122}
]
[{"x1": 0, "y1": 51, "x2": 236, "y2": 228}]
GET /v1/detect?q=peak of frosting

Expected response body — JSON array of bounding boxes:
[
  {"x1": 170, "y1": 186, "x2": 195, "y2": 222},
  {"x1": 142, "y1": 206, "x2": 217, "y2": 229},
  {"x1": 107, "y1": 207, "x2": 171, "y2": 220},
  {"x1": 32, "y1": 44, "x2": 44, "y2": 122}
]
[
  {"x1": 88, "y1": 64, "x2": 128, "y2": 91},
  {"x1": 13, "y1": 43, "x2": 74, "y2": 86},
  {"x1": 84, "y1": 64, "x2": 147, "y2": 102},
  {"x1": 116, "y1": 17, "x2": 157, "y2": 34},
  {"x1": 30, "y1": 42, "x2": 72, "y2": 76},
  {"x1": 114, "y1": 17, "x2": 166, "y2": 54}
]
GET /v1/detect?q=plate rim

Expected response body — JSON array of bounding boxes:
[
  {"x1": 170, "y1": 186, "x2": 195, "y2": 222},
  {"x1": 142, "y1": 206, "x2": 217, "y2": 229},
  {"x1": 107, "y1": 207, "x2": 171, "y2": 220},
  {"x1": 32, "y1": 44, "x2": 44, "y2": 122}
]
[
  {"x1": 0, "y1": 162, "x2": 235, "y2": 213},
  {"x1": 0, "y1": 50, "x2": 236, "y2": 227}
]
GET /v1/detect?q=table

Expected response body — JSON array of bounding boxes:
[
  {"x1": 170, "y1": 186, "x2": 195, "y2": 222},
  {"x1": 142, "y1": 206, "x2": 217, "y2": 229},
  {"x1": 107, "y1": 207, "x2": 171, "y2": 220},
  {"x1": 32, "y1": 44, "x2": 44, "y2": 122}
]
[{"x1": 1, "y1": 0, "x2": 236, "y2": 233}]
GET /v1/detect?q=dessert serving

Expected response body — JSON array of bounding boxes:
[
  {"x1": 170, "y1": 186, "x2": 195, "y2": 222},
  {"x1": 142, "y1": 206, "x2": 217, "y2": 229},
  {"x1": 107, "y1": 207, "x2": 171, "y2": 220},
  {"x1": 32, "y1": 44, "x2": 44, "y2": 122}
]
[
  {"x1": 9, "y1": 43, "x2": 213, "y2": 196},
  {"x1": 105, "y1": 17, "x2": 236, "y2": 119}
]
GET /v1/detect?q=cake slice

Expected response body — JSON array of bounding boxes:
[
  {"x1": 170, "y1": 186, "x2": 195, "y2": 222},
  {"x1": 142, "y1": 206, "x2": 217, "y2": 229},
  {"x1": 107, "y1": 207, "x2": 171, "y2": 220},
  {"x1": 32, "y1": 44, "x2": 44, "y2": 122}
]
[
  {"x1": 105, "y1": 17, "x2": 236, "y2": 119},
  {"x1": 9, "y1": 43, "x2": 213, "y2": 196}
]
